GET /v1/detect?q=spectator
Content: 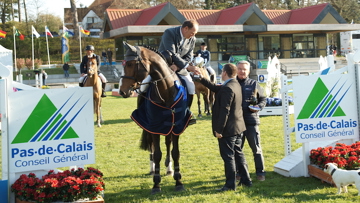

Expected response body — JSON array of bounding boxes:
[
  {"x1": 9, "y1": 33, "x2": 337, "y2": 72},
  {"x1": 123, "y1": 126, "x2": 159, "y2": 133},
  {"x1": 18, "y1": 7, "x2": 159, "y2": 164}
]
[
  {"x1": 42, "y1": 70, "x2": 48, "y2": 85},
  {"x1": 102, "y1": 50, "x2": 107, "y2": 64},
  {"x1": 107, "y1": 48, "x2": 113, "y2": 65},
  {"x1": 63, "y1": 62, "x2": 70, "y2": 78}
]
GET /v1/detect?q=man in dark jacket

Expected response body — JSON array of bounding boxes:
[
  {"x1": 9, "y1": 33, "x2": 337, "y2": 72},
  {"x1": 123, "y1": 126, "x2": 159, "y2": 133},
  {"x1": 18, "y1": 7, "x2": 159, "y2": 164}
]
[
  {"x1": 199, "y1": 63, "x2": 252, "y2": 191},
  {"x1": 236, "y1": 60, "x2": 267, "y2": 181},
  {"x1": 79, "y1": 45, "x2": 107, "y2": 97}
]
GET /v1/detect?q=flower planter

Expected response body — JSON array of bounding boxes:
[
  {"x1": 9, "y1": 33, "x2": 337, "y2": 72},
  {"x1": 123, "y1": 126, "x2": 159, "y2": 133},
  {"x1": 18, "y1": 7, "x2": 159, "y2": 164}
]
[
  {"x1": 308, "y1": 164, "x2": 335, "y2": 186},
  {"x1": 16, "y1": 196, "x2": 104, "y2": 203}
]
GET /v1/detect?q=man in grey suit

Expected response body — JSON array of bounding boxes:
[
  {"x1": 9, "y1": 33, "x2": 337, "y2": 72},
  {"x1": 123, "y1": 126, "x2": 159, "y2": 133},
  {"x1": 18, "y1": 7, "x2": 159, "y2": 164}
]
[
  {"x1": 142, "y1": 19, "x2": 200, "y2": 124},
  {"x1": 198, "y1": 63, "x2": 252, "y2": 191}
]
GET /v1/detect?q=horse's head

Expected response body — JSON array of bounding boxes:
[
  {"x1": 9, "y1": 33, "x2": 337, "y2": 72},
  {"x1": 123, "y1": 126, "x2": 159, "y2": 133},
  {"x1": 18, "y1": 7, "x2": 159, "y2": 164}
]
[
  {"x1": 119, "y1": 42, "x2": 150, "y2": 98},
  {"x1": 87, "y1": 56, "x2": 98, "y2": 78}
]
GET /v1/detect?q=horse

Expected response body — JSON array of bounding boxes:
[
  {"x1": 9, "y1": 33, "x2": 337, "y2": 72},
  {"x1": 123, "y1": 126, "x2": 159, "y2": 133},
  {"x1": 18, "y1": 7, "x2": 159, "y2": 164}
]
[
  {"x1": 119, "y1": 42, "x2": 191, "y2": 195},
  {"x1": 192, "y1": 56, "x2": 215, "y2": 118},
  {"x1": 83, "y1": 56, "x2": 103, "y2": 127}
]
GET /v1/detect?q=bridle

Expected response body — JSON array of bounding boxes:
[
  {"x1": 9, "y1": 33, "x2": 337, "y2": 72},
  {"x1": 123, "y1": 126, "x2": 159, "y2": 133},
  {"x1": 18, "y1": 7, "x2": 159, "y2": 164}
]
[{"x1": 121, "y1": 46, "x2": 176, "y2": 93}]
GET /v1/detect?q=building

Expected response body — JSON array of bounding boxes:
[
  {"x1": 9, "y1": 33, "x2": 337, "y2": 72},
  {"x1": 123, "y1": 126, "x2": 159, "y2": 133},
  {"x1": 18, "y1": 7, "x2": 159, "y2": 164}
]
[{"x1": 101, "y1": 2, "x2": 360, "y2": 63}]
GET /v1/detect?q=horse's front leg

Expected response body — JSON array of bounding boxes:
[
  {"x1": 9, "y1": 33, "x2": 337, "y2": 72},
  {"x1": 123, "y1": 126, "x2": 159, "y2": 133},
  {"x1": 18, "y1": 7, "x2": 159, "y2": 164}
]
[
  {"x1": 165, "y1": 135, "x2": 173, "y2": 176},
  {"x1": 172, "y1": 134, "x2": 185, "y2": 192},
  {"x1": 204, "y1": 92, "x2": 211, "y2": 116},
  {"x1": 151, "y1": 134, "x2": 162, "y2": 195},
  {"x1": 196, "y1": 93, "x2": 202, "y2": 118},
  {"x1": 94, "y1": 99, "x2": 101, "y2": 127}
]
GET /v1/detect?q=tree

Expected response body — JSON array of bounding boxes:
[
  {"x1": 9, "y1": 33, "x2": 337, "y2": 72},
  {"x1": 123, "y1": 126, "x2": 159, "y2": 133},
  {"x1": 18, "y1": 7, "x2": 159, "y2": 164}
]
[
  {"x1": 70, "y1": 0, "x2": 79, "y2": 40},
  {"x1": 0, "y1": 0, "x2": 13, "y2": 29}
]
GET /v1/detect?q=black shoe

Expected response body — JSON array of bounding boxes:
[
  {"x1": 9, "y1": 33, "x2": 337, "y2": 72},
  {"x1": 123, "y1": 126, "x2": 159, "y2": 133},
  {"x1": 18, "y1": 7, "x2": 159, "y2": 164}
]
[
  {"x1": 101, "y1": 92, "x2": 107, "y2": 98},
  {"x1": 238, "y1": 181, "x2": 252, "y2": 187},
  {"x1": 216, "y1": 186, "x2": 234, "y2": 192}
]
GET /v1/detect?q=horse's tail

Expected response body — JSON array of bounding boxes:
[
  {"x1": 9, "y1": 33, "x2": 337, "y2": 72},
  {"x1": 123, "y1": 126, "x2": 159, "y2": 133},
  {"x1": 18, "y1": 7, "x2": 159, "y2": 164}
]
[{"x1": 140, "y1": 129, "x2": 152, "y2": 151}]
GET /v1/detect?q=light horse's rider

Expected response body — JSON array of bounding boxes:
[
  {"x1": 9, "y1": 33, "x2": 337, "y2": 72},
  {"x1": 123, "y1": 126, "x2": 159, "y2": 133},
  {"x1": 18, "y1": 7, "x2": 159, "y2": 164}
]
[{"x1": 79, "y1": 45, "x2": 108, "y2": 97}]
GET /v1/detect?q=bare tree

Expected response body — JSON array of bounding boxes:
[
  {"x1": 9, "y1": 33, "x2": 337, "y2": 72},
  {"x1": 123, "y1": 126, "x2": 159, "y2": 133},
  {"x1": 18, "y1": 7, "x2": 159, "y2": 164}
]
[
  {"x1": 70, "y1": 0, "x2": 79, "y2": 39},
  {"x1": 18, "y1": 0, "x2": 21, "y2": 22}
]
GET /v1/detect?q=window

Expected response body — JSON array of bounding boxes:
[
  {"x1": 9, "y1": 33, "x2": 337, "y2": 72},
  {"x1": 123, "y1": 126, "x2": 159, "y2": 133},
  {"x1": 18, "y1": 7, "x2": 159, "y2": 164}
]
[{"x1": 87, "y1": 17, "x2": 95, "y2": 23}]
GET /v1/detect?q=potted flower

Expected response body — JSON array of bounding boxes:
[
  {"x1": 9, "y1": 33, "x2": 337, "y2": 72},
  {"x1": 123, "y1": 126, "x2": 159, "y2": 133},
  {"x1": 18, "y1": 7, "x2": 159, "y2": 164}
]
[
  {"x1": 11, "y1": 167, "x2": 105, "y2": 203},
  {"x1": 308, "y1": 142, "x2": 360, "y2": 184}
]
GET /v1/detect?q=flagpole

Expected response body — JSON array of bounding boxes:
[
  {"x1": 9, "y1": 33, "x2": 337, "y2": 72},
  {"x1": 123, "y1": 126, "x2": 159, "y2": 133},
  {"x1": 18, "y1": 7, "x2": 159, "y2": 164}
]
[
  {"x1": 32, "y1": 26, "x2": 34, "y2": 70},
  {"x1": 79, "y1": 25, "x2": 82, "y2": 62},
  {"x1": 13, "y1": 26, "x2": 17, "y2": 72},
  {"x1": 45, "y1": 26, "x2": 50, "y2": 69}
]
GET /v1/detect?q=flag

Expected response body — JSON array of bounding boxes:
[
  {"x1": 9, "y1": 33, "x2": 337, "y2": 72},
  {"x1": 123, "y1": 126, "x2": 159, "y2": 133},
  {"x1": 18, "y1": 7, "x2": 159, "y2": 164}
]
[
  {"x1": 32, "y1": 26, "x2": 40, "y2": 38},
  {"x1": 62, "y1": 31, "x2": 70, "y2": 63},
  {"x1": 15, "y1": 29, "x2": 25, "y2": 40},
  {"x1": 63, "y1": 26, "x2": 74, "y2": 36},
  {"x1": 0, "y1": 30, "x2": 7, "y2": 38},
  {"x1": 80, "y1": 26, "x2": 90, "y2": 35},
  {"x1": 45, "y1": 26, "x2": 53, "y2": 38}
]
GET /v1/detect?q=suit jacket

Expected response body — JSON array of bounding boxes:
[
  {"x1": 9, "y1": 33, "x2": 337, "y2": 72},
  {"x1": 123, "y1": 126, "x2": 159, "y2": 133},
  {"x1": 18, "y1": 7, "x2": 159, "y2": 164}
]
[
  {"x1": 158, "y1": 26, "x2": 196, "y2": 71},
  {"x1": 200, "y1": 78, "x2": 246, "y2": 137}
]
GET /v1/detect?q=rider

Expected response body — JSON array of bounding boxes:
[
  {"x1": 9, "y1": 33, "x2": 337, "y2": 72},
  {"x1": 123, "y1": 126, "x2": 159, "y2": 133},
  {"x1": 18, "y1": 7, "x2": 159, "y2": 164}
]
[
  {"x1": 195, "y1": 42, "x2": 216, "y2": 82},
  {"x1": 79, "y1": 45, "x2": 108, "y2": 97},
  {"x1": 140, "y1": 19, "x2": 200, "y2": 125}
]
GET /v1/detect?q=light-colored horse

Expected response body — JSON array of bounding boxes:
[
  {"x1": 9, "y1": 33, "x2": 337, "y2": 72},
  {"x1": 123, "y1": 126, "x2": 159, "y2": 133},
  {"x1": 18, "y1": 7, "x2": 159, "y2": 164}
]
[
  {"x1": 84, "y1": 56, "x2": 103, "y2": 127},
  {"x1": 192, "y1": 56, "x2": 215, "y2": 117}
]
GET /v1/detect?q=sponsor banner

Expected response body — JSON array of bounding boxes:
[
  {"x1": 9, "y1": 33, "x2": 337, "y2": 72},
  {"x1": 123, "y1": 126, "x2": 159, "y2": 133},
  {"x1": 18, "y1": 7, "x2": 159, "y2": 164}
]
[
  {"x1": 8, "y1": 87, "x2": 95, "y2": 172},
  {"x1": 293, "y1": 74, "x2": 358, "y2": 143}
]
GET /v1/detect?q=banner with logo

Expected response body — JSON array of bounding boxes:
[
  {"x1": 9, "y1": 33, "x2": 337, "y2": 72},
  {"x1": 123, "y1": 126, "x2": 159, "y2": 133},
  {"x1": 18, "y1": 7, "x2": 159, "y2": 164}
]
[
  {"x1": 8, "y1": 87, "x2": 95, "y2": 172},
  {"x1": 293, "y1": 74, "x2": 358, "y2": 143}
]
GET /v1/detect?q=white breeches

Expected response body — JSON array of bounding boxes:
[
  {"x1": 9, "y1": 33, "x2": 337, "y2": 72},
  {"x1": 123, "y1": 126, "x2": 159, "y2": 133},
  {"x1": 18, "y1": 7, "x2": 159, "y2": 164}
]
[
  {"x1": 79, "y1": 73, "x2": 107, "y2": 83},
  {"x1": 206, "y1": 65, "x2": 216, "y2": 75},
  {"x1": 140, "y1": 74, "x2": 195, "y2": 95}
]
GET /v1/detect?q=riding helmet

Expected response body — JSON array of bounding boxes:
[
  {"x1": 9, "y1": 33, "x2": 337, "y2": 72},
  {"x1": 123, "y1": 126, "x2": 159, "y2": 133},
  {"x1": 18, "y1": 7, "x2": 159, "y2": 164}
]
[{"x1": 85, "y1": 45, "x2": 95, "y2": 51}]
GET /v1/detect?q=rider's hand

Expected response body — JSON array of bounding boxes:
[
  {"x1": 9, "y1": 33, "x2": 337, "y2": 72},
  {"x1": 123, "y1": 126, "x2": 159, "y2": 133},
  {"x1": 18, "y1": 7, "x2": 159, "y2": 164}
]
[{"x1": 170, "y1": 64, "x2": 178, "y2": 72}]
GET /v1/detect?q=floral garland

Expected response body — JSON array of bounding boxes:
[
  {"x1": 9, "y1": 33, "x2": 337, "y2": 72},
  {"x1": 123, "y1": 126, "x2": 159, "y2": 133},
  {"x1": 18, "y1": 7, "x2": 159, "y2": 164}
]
[
  {"x1": 11, "y1": 167, "x2": 105, "y2": 203},
  {"x1": 309, "y1": 142, "x2": 360, "y2": 170}
]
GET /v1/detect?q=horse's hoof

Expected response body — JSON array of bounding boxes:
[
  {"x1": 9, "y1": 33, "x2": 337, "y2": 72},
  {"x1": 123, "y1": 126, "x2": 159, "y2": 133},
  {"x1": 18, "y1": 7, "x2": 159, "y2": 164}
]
[
  {"x1": 166, "y1": 170, "x2": 174, "y2": 176},
  {"x1": 206, "y1": 113, "x2": 211, "y2": 116},
  {"x1": 151, "y1": 187, "x2": 161, "y2": 195},
  {"x1": 97, "y1": 124, "x2": 101, "y2": 127},
  {"x1": 175, "y1": 185, "x2": 185, "y2": 192},
  {"x1": 149, "y1": 171, "x2": 154, "y2": 176},
  {"x1": 198, "y1": 114, "x2": 202, "y2": 118}
]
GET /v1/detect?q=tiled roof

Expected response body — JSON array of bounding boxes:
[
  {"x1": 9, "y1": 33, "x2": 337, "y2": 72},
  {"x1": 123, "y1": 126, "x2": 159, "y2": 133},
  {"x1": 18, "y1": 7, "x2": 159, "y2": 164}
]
[
  {"x1": 262, "y1": 10, "x2": 291, "y2": 24},
  {"x1": 180, "y1": 10, "x2": 220, "y2": 25},
  {"x1": 106, "y1": 9, "x2": 141, "y2": 29},
  {"x1": 135, "y1": 3, "x2": 168, "y2": 25},
  {"x1": 288, "y1": 3, "x2": 328, "y2": 24},
  {"x1": 216, "y1": 3, "x2": 252, "y2": 25}
]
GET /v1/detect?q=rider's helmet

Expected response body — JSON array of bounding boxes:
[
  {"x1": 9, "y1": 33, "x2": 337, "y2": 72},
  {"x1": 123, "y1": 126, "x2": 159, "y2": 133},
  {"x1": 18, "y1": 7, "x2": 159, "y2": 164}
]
[{"x1": 85, "y1": 45, "x2": 95, "y2": 51}]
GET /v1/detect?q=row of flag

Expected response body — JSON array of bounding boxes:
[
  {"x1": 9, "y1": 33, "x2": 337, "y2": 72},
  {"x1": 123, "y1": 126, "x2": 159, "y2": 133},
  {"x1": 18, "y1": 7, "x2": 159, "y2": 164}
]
[{"x1": 0, "y1": 26, "x2": 90, "y2": 39}]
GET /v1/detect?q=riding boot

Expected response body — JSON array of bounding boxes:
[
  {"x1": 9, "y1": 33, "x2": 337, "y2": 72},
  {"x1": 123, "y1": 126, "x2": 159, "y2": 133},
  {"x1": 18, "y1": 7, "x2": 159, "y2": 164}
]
[
  {"x1": 101, "y1": 82, "x2": 107, "y2": 97},
  {"x1": 187, "y1": 94, "x2": 196, "y2": 126},
  {"x1": 79, "y1": 82, "x2": 83, "y2": 87}
]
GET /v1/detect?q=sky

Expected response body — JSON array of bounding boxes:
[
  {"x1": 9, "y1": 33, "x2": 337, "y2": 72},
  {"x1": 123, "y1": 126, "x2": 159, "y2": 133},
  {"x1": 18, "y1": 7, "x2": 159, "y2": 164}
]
[{"x1": 33, "y1": 0, "x2": 94, "y2": 19}]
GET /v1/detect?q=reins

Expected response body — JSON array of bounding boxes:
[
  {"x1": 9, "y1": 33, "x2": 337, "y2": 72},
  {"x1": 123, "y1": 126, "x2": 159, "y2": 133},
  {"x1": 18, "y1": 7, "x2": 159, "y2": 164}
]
[{"x1": 121, "y1": 46, "x2": 177, "y2": 100}]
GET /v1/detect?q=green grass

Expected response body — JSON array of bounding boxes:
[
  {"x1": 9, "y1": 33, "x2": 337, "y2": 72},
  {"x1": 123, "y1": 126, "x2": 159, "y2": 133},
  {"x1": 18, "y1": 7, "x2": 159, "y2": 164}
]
[
  {"x1": 2, "y1": 93, "x2": 359, "y2": 202},
  {"x1": 14, "y1": 66, "x2": 78, "y2": 80}
]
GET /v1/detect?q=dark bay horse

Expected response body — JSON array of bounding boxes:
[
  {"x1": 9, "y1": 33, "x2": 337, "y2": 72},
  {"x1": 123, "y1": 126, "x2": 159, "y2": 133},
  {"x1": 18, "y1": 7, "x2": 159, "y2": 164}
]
[
  {"x1": 119, "y1": 42, "x2": 191, "y2": 194},
  {"x1": 84, "y1": 56, "x2": 103, "y2": 127}
]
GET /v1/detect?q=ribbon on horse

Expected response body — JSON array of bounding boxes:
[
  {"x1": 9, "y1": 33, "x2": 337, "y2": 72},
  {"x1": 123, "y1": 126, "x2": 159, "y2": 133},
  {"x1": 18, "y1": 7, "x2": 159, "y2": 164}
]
[{"x1": 131, "y1": 81, "x2": 191, "y2": 136}]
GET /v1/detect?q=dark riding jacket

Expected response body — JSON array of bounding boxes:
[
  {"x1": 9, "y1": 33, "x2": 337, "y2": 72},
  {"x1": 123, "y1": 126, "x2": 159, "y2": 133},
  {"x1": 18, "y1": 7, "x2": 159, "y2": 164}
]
[
  {"x1": 80, "y1": 54, "x2": 101, "y2": 74},
  {"x1": 237, "y1": 77, "x2": 267, "y2": 126}
]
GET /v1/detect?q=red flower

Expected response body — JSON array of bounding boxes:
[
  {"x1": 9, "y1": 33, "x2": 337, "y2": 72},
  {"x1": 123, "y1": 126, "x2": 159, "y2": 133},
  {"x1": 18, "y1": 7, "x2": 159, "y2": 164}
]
[
  {"x1": 310, "y1": 141, "x2": 360, "y2": 170},
  {"x1": 11, "y1": 167, "x2": 105, "y2": 202}
]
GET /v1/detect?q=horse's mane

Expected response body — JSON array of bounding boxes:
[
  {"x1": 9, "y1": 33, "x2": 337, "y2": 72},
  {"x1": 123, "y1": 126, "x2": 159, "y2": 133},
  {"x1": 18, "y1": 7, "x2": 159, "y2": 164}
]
[{"x1": 143, "y1": 45, "x2": 167, "y2": 63}]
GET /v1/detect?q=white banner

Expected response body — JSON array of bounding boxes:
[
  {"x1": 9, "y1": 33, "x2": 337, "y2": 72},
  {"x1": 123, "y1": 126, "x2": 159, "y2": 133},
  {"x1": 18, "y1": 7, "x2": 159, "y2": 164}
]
[
  {"x1": 293, "y1": 74, "x2": 358, "y2": 143},
  {"x1": 8, "y1": 87, "x2": 95, "y2": 172}
]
